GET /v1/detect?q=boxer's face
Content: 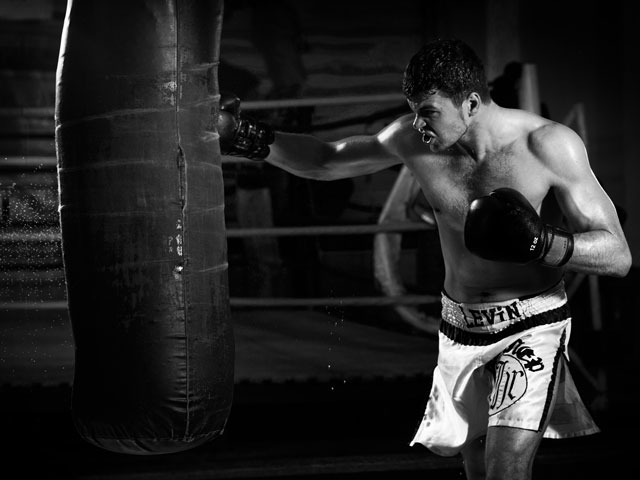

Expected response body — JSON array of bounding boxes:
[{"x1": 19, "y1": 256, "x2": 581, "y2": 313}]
[{"x1": 408, "y1": 91, "x2": 469, "y2": 152}]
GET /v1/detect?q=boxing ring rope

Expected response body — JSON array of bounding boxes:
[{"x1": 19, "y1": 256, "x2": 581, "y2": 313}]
[
  {"x1": 0, "y1": 221, "x2": 432, "y2": 241},
  {"x1": 0, "y1": 92, "x2": 405, "y2": 123},
  {"x1": 242, "y1": 93, "x2": 405, "y2": 110},
  {"x1": 1, "y1": 221, "x2": 440, "y2": 311},
  {"x1": 226, "y1": 222, "x2": 431, "y2": 238},
  {"x1": 230, "y1": 294, "x2": 439, "y2": 308},
  {"x1": 0, "y1": 294, "x2": 440, "y2": 310}
]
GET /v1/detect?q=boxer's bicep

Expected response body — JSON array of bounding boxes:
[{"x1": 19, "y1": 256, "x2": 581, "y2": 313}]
[
  {"x1": 537, "y1": 125, "x2": 616, "y2": 234},
  {"x1": 539, "y1": 126, "x2": 630, "y2": 275},
  {"x1": 327, "y1": 134, "x2": 400, "y2": 174}
]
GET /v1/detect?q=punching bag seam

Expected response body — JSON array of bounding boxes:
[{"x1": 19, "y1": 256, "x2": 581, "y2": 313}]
[{"x1": 174, "y1": 0, "x2": 192, "y2": 436}]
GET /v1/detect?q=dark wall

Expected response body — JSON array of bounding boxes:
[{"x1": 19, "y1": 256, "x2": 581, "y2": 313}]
[
  {"x1": 520, "y1": 1, "x2": 624, "y2": 190},
  {"x1": 519, "y1": 0, "x2": 637, "y2": 261}
]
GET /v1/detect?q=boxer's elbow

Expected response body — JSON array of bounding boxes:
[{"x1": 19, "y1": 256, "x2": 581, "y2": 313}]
[
  {"x1": 612, "y1": 246, "x2": 632, "y2": 277},
  {"x1": 602, "y1": 236, "x2": 632, "y2": 277}
]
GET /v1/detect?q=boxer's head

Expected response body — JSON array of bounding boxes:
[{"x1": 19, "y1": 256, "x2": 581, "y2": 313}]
[{"x1": 403, "y1": 38, "x2": 490, "y2": 107}]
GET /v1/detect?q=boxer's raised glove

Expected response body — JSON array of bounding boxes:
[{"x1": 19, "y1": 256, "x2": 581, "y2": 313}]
[
  {"x1": 217, "y1": 93, "x2": 275, "y2": 160},
  {"x1": 464, "y1": 187, "x2": 574, "y2": 267}
]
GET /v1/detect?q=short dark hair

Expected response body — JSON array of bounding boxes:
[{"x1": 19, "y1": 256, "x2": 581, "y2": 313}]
[{"x1": 402, "y1": 38, "x2": 491, "y2": 106}]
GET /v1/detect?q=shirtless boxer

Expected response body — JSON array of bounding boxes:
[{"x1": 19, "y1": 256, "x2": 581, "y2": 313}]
[{"x1": 217, "y1": 38, "x2": 631, "y2": 480}]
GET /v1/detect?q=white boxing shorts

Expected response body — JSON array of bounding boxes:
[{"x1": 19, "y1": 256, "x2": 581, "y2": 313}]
[{"x1": 410, "y1": 281, "x2": 600, "y2": 456}]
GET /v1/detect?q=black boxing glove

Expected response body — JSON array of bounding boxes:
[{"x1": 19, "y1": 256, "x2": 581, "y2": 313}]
[
  {"x1": 464, "y1": 187, "x2": 574, "y2": 267},
  {"x1": 217, "y1": 92, "x2": 275, "y2": 160}
]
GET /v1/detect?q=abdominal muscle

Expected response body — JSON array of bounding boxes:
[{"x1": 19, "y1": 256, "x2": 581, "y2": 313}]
[{"x1": 437, "y1": 228, "x2": 564, "y2": 303}]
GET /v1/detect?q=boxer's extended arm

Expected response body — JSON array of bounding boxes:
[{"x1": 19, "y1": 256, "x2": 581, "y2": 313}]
[
  {"x1": 265, "y1": 128, "x2": 404, "y2": 181},
  {"x1": 536, "y1": 124, "x2": 631, "y2": 276},
  {"x1": 217, "y1": 93, "x2": 406, "y2": 180}
]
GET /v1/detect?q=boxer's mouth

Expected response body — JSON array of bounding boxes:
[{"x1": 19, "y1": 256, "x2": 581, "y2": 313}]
[{"x1": 418, "y1": 128, "x2": 434, "y2": 145}]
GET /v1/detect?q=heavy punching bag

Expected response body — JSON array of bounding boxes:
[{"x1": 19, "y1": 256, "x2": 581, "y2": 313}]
[{"x1": 54, "y1": 0, "x2": 233, "y2": 454}]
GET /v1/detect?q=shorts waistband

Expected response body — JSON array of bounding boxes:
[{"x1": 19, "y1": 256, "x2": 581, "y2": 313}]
[{"x1": 441, "y1": 281, "x2": 568, "y2": 332}]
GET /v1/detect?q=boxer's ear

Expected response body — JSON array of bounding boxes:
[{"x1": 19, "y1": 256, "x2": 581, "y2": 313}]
[{"x1": 467, "y1": 93, "x2": 481, "y2": 117}]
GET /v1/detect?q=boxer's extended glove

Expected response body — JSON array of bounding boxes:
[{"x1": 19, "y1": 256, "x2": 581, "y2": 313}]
[
  {"x1": 217, "y1": 93, "x2": 275, "y2": 160},
  {"x1": 464, "y1": 187, "x2": 574, "y2": 267}
]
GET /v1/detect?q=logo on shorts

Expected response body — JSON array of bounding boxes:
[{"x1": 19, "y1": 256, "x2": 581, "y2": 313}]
[
  {"x1": 459, "y1": 301, "x2": 522, "y2": 327},
  {"x1": 489, "y1": 339, "x2": 544, "y2": 415}
]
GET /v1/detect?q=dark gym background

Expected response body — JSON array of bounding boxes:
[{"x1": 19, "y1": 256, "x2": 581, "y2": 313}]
[{"x1": 1, "y1": 0, "x2": 638, "y2": 478}]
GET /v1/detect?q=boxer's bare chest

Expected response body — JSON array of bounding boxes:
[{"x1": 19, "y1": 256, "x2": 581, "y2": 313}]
[{"x1": 407, "y1": 145, "x2": 544, "y2": 229}]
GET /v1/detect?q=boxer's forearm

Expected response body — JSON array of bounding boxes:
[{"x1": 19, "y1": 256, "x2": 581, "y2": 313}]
[
  {"x1": 565, "y1": 229, "x2": 631, "y2": 277},
  {"x1": 265, "y1": 132, "x2": 340, "y2": 180}
]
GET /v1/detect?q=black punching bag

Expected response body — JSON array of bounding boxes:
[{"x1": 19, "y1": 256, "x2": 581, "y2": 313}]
[{"x1": 54, "y1": 0, "x2": 233, "y2": 454}]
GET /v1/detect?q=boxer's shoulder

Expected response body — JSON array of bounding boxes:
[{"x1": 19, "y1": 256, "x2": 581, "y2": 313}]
[
  {"x1": 377, "y1": 113, "x2": 426, "y2": 156},
  {"x1": 525, "y1": 120, "x2": 588, "y2": 177}
]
